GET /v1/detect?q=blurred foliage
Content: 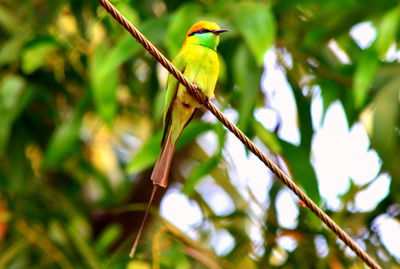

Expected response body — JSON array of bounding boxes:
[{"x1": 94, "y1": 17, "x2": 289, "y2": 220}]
[{"x1": 0, "y1": 0, "x2": 399, "y2": 268}]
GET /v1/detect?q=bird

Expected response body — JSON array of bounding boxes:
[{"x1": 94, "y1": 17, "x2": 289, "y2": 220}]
[
  {"x1": 152, "y1": 20, "x2": 228, "y2": 187},
  {"x1": 130, "y1": 20, "x2": 228, "y2": 257}
]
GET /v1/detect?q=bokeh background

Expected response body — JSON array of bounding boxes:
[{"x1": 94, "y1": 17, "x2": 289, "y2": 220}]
[{"x1": 1, "y1": 0, "x2": 399, "y2": 268}]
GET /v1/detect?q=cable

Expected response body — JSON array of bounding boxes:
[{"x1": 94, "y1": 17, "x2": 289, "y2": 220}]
[{"x1": 97, "y1": 1, "x2": 381, "y2": 268}]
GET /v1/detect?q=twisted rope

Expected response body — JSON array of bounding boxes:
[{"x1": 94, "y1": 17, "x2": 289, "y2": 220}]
[{"x1": 97, "y1": 1, "x2": 381, "y2": 268}]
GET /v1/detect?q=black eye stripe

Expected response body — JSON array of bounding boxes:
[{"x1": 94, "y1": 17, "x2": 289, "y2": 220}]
[{"x1": 188, "y1": 28, "x2": 212, "y2": 36}]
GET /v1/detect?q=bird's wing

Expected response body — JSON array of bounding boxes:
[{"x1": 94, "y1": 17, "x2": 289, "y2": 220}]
[{"x1": 161, "y1": 52, "x2": 187, "y2": 146}]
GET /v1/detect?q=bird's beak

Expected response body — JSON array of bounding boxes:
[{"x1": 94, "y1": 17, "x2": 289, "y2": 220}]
[{"x1": 212, "y1": 29, "x2": 229, "y2": 35}]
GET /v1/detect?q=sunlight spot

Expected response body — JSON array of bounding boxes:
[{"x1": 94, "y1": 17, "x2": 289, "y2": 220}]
[
  {"x1": 373, "y1": 215, "x2": 400, "y2": 261},
  {"x1": 350, "y1": 22, "x2": 377, "y2": 49},
  {"x1": 160, "y1": 188, "x2": 202, "y2": 239},
  {"x1": 197, "y1": 130, "x2": 218, "y2": 157},
  {"x1": 277, "y1": 236, "x2": 297, "y2": 252},
  {"x1": 385, "y1": 43, "x2": 400, "y2": 62},
  {"x1": 249, "y1": 223, "x2": 265, "y2": 257},
  {"x1": 312, "y1": 102, "x2": 351, "y2": 209},
  {"x1": 311, "y1": 101, "x2": 383, "y2": 210},
  {"x1": 310, "y1": 85, "x2": 323, "y2": 129},
  {"x1": 196, "y1": 177, "x2": 235, "y2": 216},
  {"x1": 347, "y1": 123, "x2": 381, "y2": 185},
  {"x1": 211, "y1": 229, "x2": 235, "y2": 256},
  {"x1": 315, "y1": 235, "x2": 329, "y2": 257},
  {"x1": 254, "y1": 108, "x2": 279, "y2": 130},
  {"x1": 263, "y1": 48, "x2": 300, "y2": 145},
  {"x1": 354, "y1": 174, "x2": 390, "y2": 212},
  {"x1": 328, "y1": 40, "x2": 351, "y2": 64},
  {"x1": 225, "y1": 132, "x2": 272, "y2": 207},
  {"x1": 276, "y1": 190, "x2": 298, "y2": 229}
]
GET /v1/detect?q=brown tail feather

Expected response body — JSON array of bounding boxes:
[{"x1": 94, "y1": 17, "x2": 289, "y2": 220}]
[
  {"x1": 129, "y1": 184, "x2": 158, "y2": 257},
  {"x1": 129, "y1": 131, "x2": 174, "y2": 257},
  {"x1": 151, "y1": 130, "x2": 175, "y2": 188}
]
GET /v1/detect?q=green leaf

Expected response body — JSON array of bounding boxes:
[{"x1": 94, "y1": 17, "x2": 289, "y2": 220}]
[
  {"x1": 140, "y1": 16, "x2": 171, "y2": 45},
  {"x1": 182, "y1": 155, "x2": 220, "y2": 196},
  {"x1": 375, "y1": 6, "x2": 400, "y2": 58},
  {"x1": 90, "y1": 33, "x2": 142, "y2": 126},
  {"x1": 114, "y1": 1, "x2": 140, "y2": 27},
  {"x1": 0, "y1": 75, "x2": 31, "y2": 155},
  {"x1": 21, "y1": 37, "x2": 58, "y2": 74},
  {"x1": 232, "y1": 2, "x2": 276, "y2": 65},
  {"x1": 233, "y1": 44, "x2": 261, "y2": 134},
  {"x1": 90, "y1": 43, "x2": 118, "y2": 126},
  {"x1": 68, "y1": 219, "x2": 102, "y2": 269},
  {"x1": 319, "y1": 78, "x2": 341, "y2": 119},
  {"x1": 0, "y1": 33, "x2": 28, "y2": 67},
  {"x1": 42, "y1": 113, "x2": 82, "y2": 169},
  {"x1": 280, "y1": 140, "x2": 320, "y2": 204},
  {"x1": 292, "y1": 84, "x2": 313, "y2": 150},
  {"x1": 180, "y1": 123, "x2": 226, "y2": 196},
  {"x1": 0, "y1": 75, "x2": 26, "y2": 119},
  {"x1": 98, "y1": 34, "x2": 141, "y2": 79},
  {"x1": 371, "y1": 77, "x2": 400, "y2": 179},
  {"x1": 41, "y1": 90, "x2": 89, "y2": 169},
  {"x1": 165, "y1": 3, "x2": 202, "y2": 57},
  {"x1": 287, "y1": 70, "x2": 320, "y2": 200},
  {"x1": 0, "y1": 5, "x2": 19, "y2": 32},
  {"x1": 353, "y1": 49, "x2": 378, "y2": 109},
  {"x1": 159, "y1": 243, "x2": 191, "y2": 269},
  {"x1": 214, "y1": 122, "x2": 227, "y2": 154},
  {"x1": 175, "y1": 121, "x2": 213, "y2": 148},
  {"x1": 126, "y1": 121, "x2": 213, "y2": 174},
  {"x1": 253, "y1": 120, "x2": 281, "y2": 154},
  {"x1": 125, "y1": 131, "x2": 162, "y2": 174},
  {"x1": 94, "y1": 224, "x2": 122, "y2": 253}
]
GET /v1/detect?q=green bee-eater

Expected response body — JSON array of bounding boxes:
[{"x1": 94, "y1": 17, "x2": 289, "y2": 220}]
[
  {"x1": 152, "y1": 20, "x2": 228, "y2": 187},
  {"x1": 130, "y1": 21, "x2": 227, "y2": 257}
]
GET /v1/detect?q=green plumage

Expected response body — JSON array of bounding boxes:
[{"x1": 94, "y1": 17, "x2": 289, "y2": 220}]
[{"x1": 151, "y1": 21, "x2": 227, "y2": 187}]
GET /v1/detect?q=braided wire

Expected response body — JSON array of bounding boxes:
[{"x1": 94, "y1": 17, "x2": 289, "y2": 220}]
[{"x1": 97, "y1": 0, "x2": 381, "y2": 268}]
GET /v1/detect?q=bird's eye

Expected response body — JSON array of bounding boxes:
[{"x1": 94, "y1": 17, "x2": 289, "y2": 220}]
[{"x1": 188, "y1": 28, "x2": 210, "y2": 36}]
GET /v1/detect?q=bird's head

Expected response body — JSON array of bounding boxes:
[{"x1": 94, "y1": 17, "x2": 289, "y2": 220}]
[{"x1": 185, "y1": 21, "x2": 228, "y2": 50}]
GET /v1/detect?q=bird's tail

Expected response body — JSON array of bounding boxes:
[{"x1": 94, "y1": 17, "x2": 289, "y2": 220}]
[
  {"x1": 130, "y1": 130, "x2": 174, "y2": 257},
  {"x1": 151, "y1": 130, "x2": 175, "y2": 188}
]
